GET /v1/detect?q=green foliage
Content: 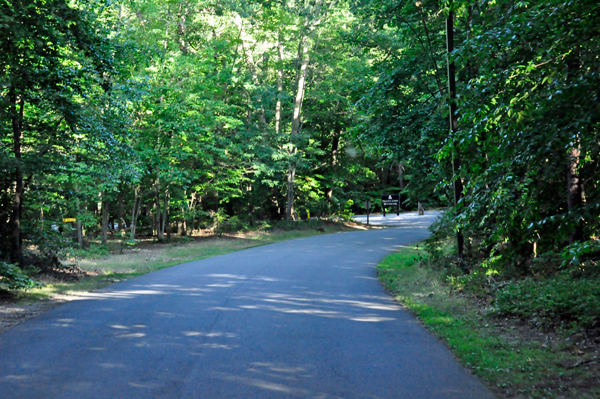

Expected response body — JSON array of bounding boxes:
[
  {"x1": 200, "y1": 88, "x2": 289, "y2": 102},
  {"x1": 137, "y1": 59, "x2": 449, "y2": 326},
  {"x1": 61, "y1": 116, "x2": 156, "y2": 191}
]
[
  {"x1": 339, "y1": 199, "x2": 355, "y2": 220},
  {"x1": 494, "y1": 276, "x2": 600, "y2": 332},
  {"x1": 71, "y1": 244, "x2": 110, "y2": 259},
  {"x1": 378, "y1": 242, "x2": 600, "y2": 398},
  {"x1": 561, "y1": 240, "x2": 600, "y2": 270},
  {"x1": 216, "y1": 215, "x2": 250, "y2": 234},
  {"x1": 0, "y1": 0, "x2": 132, "y2": 260},
  {"x1": 0, "y1": 261, "x2": 41, "y2": 291},
  {"x1": 27, "y1": 228, "x2": 72, "y2": 264},
  {"x1": 351, "y1": 0, "x2": 600, "y2": 276}
]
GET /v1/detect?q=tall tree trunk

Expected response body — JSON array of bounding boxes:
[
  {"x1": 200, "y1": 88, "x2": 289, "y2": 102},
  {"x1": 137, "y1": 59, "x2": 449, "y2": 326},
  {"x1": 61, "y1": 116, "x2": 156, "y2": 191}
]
[
  {"x1": 286, "y1": 164, "x2": 297, "y2": 220},
  {"x1": 567, "y1": 143, "x2": 583, "y2": 243},
  {"x1": 286, "y1": 37, "x2": 311, "y2": 221},
  {"x1": 130, "y1": 186, "x2": 141, "y2": 241},
  {"x1": 10, "y1": 94, "x2": 24, "y2": 263},
  {"x1": 160, "y1": 190, "x2": 169, "y2": 239},
  {"x1": 446, "y1": 5, "x2": 464, "y2": 261},
  {"x1": 118, "y1": 188, "x2": 125, "y2": 232},
  {"x1": 155, "y1": 181, "x2": 164, "y2": 242},
  {"x1": 567, "y1": 49, "x2": 583, "y2": 244},
  {"x1": 275, "y1": 35, "x2": 284, "y2": 135},
  {"x1": 101, "y1": 192, "x2": 109, "y2": 246},
  {"x1": 164, "y1": 5, "x2": 170, "y2": 51},
  {"x1": 325, "y1": 134, "x2": 339, "y2": 206},
  {"x1": 76, "y1": 195, "x2": 84, "y2": 248},
  {"x1": 184, "y1": 192, "x2": 197, "y2": 236}
]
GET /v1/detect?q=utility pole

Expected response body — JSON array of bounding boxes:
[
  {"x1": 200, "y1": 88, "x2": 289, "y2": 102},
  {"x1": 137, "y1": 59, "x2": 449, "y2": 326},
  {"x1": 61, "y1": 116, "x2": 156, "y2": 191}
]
[{"x1": 446, "y1": 3, "x2": 464, "y2": 260}]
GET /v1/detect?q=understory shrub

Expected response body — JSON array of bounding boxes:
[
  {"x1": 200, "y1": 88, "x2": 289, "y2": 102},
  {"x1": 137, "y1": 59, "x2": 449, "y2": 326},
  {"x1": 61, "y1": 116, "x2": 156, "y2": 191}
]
[
  {"x1": 0, "y1": 261, "x2": 41, "y2": 291},
  {"x1": 70, "y1": 243, "x2": 110, "y2": 259},
  {"x1": 494, "y1": 275, "x2": 600, "y2": 331},
  {"x1": 216, "y1": 215, "x2": 249, "y2": 234}
]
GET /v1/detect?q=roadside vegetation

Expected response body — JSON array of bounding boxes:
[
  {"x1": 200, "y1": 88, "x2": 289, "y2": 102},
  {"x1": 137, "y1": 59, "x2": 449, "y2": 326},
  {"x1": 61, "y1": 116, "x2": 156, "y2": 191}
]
[{"x1": 379, "y1": 237, "x2": 600, "y2": 399}]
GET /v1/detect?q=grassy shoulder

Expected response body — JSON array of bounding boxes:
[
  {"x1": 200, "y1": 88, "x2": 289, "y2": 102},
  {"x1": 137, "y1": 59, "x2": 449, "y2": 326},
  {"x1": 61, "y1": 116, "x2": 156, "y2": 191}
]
[
  {"x1": 378, "y1": 243, "x2": 600, "y2": 399},
  {"x1": 12, "y1": 220, "x2": 360, "y2": 303}
]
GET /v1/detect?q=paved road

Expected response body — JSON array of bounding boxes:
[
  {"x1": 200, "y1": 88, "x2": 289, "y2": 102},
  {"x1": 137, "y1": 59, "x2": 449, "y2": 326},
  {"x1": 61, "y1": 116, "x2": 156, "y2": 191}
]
[
  {"x1": 0, "y1": 223, "x2": 493, "y2": 398},
  {"x1": 353, "y1": 210, "x2": 441, "y2": 227}
]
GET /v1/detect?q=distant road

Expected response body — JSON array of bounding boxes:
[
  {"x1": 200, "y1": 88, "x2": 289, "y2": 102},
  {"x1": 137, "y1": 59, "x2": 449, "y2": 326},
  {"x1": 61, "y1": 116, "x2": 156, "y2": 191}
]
[
  {"x1": 0, "y1": 213, "x2": 493, "y2": 399},
  {"x1": 353, "y1": 210, "x2": 442, "y2": 227}
]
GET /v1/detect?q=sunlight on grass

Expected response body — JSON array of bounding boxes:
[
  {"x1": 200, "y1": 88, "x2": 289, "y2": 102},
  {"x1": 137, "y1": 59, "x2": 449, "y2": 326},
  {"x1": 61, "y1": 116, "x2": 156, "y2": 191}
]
[
  {"x1": 79, "y1": 238, "x2": 254, "y2": 274},
  {"x1": 16, "y1": 225, "x2": 349, "y2": 303},
  {"x1": 377, "y1": 242, "x2": 593, "y2": 399}
]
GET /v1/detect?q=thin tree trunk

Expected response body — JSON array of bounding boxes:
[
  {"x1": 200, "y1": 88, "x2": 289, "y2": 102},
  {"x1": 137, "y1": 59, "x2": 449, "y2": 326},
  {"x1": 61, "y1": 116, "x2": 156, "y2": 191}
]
[
  {"x1": 325, "y1": 134, "x2": 339, "y2": 205},
  {"x1": 567, "y1": 144, "x2": 583, "y2": 243},
  {"x1": 567, "y1": 48, "x2": 583, "y2": 244},
  {"x1": 446, "y1": 6, "x2": 464, "y2": 261},
  {"x1": 118, "y1": 188, "x2": 125, "y2": 232},
  {"x1": 101, "y1": 192, "x2": 109, "y2": 246},
  {"x1": 286, "y1": 164, "x2": 297, "y2": 220},
  {"x1": 160, "y1": 190, "x2": 169, "y2": 238},
  {"x1": 275, "y1": 35, "x2": 284, "y2": 134},
  {"x1": 291, "y1": 38, "x2": 310, "y2": 138},
  {"x1": 10, "y1": 94, "x2": 24, "y2": 263},
  {"x1": 164, "y1": 5, "x2": 170, "y2": 51},
  {"x1": 155, "y1": 181, "x2": 164, "y2": 242},
  {"x1": 184, "y1": 192, "x2": 197, "y2": 236},
  {"x1": 76, "y1": 195, "x2": 84, "y2": 248},
  {"x1": 130, "y1": 186, "x2": 141, "y2": 241}
]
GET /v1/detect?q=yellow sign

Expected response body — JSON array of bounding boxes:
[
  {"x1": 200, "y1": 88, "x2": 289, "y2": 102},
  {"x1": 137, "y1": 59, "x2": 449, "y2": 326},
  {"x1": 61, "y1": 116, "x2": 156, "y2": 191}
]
[{"x1": 63, "y1": 218, "x2": 76, "y2": 223}]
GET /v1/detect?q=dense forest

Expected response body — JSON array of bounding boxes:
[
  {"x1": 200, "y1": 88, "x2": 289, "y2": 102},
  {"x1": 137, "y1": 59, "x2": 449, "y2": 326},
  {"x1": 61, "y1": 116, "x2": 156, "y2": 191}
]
[{"x1": 2, "y1": 0, "x2": 600, "y2": 329}]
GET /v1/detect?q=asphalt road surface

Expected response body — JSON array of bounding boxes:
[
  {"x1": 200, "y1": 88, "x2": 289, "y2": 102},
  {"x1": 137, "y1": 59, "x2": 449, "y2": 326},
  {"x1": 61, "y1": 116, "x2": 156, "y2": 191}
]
[
  {"x1": 353, "y1": 210, "x2": 442, "y2": 227},
  {"x1": 0, "y1": 219, "x2": 493, "y2": 399}
]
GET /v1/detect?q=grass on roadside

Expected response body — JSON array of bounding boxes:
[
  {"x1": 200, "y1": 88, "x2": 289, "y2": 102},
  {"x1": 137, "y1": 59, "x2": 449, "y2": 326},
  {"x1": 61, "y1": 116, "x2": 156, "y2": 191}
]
[
  {"x1": 14, "y1": 222, "x2": 355, "y2": 303},
  {"x1": 378, "y1": 243, "x2": 600, "y2": 399}
]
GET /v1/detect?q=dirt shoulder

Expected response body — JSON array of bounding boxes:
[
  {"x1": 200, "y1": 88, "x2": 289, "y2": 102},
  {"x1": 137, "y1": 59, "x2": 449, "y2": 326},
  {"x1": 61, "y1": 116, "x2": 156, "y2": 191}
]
[{"x1": 0, "y1": 298, "x2": 64, "y2": 335}]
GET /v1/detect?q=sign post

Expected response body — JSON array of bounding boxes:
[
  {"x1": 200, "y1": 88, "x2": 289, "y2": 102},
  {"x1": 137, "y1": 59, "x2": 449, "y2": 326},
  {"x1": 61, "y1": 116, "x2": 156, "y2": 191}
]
[
  {"x1": 381, "y1": 194, "x2": 400, "y2": 217},
  {"x1": 364, "y1": 200, "x2": 372, "y2": 225}
]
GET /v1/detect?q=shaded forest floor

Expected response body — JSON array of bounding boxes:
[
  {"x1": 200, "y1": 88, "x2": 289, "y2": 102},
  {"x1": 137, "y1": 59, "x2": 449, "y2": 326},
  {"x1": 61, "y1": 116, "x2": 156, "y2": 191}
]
[
  {"x1": 0, "y1": 219, "x2": 367, "y2": 334},
  {"x1": 378, "y1": 243, "x2": 600, "y2": 399}
]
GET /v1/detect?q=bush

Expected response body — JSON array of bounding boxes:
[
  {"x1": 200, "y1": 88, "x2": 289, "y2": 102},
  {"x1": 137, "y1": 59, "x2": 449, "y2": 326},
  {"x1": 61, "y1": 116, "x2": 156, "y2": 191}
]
[
  {"x1": 494, "y1": 275, "x2": 600, "y2": 331},
  {"x1": 24, "y1": 227, "x2": 71, "y2": 271},
  {"x1": 425, "y1": 211, "x2": 458, "y2": 262},
  {"x1": 339, "y1": 199, "x2": 354, "y2": 220},
  {"x1": 0, "y1": 261, "x2": 41, "y2": 291},
  {"x1": 70, "y1": 243, "x2": 110, "y2": 259},
  {"x1": 216, "y1": 215, "x2": 249, "y2": 234},
  {"x1": 561, "y1": 239, "x2": 600, "y2": 272}
]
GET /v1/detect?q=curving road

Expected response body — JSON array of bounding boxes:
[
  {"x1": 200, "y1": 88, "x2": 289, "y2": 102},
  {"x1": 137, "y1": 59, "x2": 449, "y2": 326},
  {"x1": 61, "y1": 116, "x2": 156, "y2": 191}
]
[
  {"x1": 352, "y1": 210, "x2": 442, "y2": 227},
  {"x1": 0, "y1": 215, "x2": 493, "y2": 398}
]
